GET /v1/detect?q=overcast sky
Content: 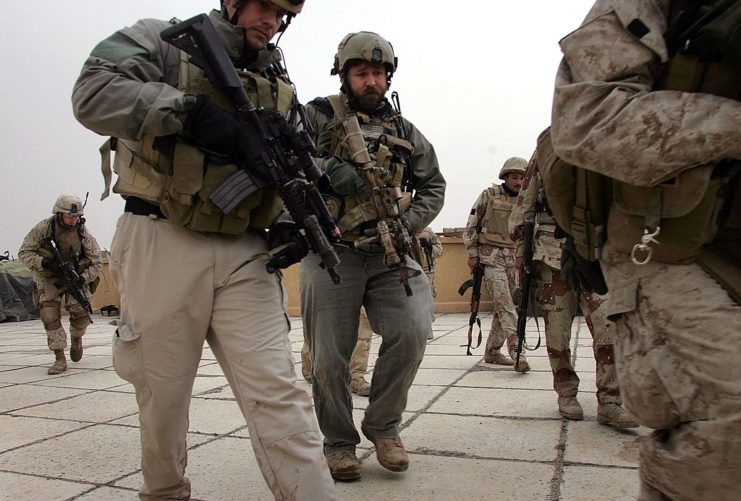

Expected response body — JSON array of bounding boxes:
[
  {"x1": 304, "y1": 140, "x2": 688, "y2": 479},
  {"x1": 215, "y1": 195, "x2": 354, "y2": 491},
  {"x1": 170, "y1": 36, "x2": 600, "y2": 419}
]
[{"x1": 0, "y1": 0, "x2": 595, "y2": 255}]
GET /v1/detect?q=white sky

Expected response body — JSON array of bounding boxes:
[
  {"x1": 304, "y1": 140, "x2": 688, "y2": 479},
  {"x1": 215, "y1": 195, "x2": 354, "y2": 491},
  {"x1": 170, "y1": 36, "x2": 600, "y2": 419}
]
[{"x1": 0, "y1": 0, "x2": 595, "y2": 255}]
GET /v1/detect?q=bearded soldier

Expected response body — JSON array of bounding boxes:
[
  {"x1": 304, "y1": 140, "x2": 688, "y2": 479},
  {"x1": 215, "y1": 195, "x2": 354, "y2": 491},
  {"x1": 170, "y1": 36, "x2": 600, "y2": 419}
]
[
  {"x1": 71, "y1": 1, "x2": 337, "y2": 499},
  {"x1": 18, "y1": 195, "x2": 102, "y2": 375},
  {"x1": 551, "y1": 0, "x2": 741, "y2": 499},
  {"x1": 463, "y1": 158, "x2": 528, "y2": 370},
  {"x1": 300, "y1": 31, "x2": 445, "y2": 481}
]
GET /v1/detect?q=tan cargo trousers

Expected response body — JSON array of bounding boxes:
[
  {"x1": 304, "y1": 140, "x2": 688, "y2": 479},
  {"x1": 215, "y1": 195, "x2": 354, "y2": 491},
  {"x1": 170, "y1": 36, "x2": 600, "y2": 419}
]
[{"x1": 110, "y1": 213, "x2": 336, "y2": 501}]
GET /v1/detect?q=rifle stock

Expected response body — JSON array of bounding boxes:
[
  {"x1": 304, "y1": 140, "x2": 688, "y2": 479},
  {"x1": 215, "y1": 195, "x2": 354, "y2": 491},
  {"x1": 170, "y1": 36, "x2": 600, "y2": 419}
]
[
  {"x1": 161, "y1": 14, "x2": 342, "y2": 284},
  {"x1": 458, "y1": 262, "x2": 484, "y2": 355}
]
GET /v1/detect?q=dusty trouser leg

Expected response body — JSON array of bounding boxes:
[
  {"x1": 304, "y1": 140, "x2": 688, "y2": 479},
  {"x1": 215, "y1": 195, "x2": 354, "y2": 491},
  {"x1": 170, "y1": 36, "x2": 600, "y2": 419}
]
[
  {"x1": 67, "y1": 298, "x2": 92, "y2": 362},
  {"x1": 612, "y1": 261, "x2": 741, "y2": 500},
  {"x1": 579, "y1": 291, "x2": 621, "y2": 405},
  {"x1": 40, "y1": 299, "x2": 66, "y2": 351},
  {"x1": 210, "y1": 235, "x2": 335, "y2": 500},
  {"x1": 300, "y1": 250, "x2": 365, "y2": 456},
  {"x1": 483, "y1": 250, "x2": 517, "y2": 364}
]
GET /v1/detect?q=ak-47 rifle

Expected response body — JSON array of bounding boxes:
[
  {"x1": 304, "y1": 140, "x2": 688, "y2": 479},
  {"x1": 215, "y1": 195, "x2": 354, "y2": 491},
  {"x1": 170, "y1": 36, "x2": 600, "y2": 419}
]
[
  {"x1": 47, "y1": 239, "x2": 93, "y2": 319},
  {"x1": 514, "y1": 219, "x2": 539, "y2": 371},
  {"x1": 161, "y1": 14, "x2": 342, "y2": 284},
  {"x1": 339, "y1": 114, "x2": 420, "y2": 296},
  {"x1": 458, "y1": 262, "x2": 484, "y2": 355}
]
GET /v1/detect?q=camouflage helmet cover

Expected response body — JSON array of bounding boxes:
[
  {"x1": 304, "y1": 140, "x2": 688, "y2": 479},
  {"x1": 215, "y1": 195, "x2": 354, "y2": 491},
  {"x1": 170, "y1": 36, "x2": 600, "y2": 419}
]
[
  {"x1": 331, "y1": 31, "x2": 397, "y2": 76},
  {"x1": 222, "y1": 0, "x2": 304, "y2": 15},
  {"x1": 52, "y1": 194, "x2": 84, "y2": 216},
  {"x1": 499, "y1": 157, "x2": 527, "y2": 180}
]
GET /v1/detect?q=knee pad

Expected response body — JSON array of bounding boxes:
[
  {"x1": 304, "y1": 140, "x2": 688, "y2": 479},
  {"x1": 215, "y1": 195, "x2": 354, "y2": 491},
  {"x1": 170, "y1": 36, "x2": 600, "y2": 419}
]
[{"x1": 40, "y1": 301, "x2": 62, "y2": 331}]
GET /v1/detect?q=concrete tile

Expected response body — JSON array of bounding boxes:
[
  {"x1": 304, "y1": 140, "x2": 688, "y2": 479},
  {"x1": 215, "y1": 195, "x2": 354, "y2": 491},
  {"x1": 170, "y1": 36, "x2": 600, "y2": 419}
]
[
  {"x1": 32, "y1": 368, "x2": 128, "y2": 391},
  {"x1": 458, "y1": 367, "x2": 556, "y2": 390},
  {"x1": 335, "y1": 454, "x2": 553, "y2": 500},
  {"x1": 0, "y1": 471, "x2": 91, "y2": 500},
  {"x1": 189, "y1": 397, "x2": 247, "y2": 435},
  {"x1": 565, "y1": 421, "x2": 646, "y2": 467},
  {"x1": 0, "y1": 415, "x2": 90, "y2": 453},
  {"x1": 0, "y1": 366, "x2": 63, "y2": 384},
  {"x1": 191, "y1": 375, "x2": 230, "y2": 397},
  {"x1": 561, "y1": 465, "x2": 640, "y2": 500},
  {"x1": 411, "y1": 368, "x2": 467, "y2": 386},
  {"x1": 76, "y1": 486, "x2": 139, "y2": 500},
  {"x1": 0, "y1": 424, "x2": 142, "y2": 483},
  {"x1": 419, "y1": 354, "x2": 479, "y2": 370},
  {"x1": 0, "y1": 384, "x2": 87, "y2": 412},
  {"x1": 429, "y1": 387, "x2": 562, "y2": 420},
  {"x1": 197, "y1": 361, "x2": 225, "y2": 376},
  {"x1": 17, "y1": 390, "x2": 139, "y2": 423},
  {"x1": 403, "y1": 413, "x2": 561, "y2": 462}
]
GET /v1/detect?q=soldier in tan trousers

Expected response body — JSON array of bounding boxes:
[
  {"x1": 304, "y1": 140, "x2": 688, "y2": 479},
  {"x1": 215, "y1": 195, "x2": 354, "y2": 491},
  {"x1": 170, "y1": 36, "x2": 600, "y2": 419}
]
[{"x1": 510, "y1": 156, "x2": 636, "y2": 428}]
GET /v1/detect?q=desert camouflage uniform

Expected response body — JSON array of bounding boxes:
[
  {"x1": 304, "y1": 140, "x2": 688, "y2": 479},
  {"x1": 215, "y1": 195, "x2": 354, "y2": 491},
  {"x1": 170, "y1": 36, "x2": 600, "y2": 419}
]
[
  {"x1": 415, "y1": 227, "x2": 443, "y2": 297},
  {"x1": 552, "y1": 1, "x2": 741, "y2": 499},
  {"x1": 463, "y1": 185, "x2": 519, "y2": 360},
  {"x1": 18, "y1": 216, "x2": 102, "y2": 351},
  {"x1": 509, "y1": 165, "x2": 621, "y2": 406}
]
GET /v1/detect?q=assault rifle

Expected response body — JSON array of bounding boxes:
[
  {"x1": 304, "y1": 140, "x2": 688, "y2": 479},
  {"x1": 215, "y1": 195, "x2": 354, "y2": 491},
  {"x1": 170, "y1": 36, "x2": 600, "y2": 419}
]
[
  {"x1": 161, "y1": 14, "x2": 342, "y2": 284},
  {"x1": 47, "y1": 239, "x2": 93, "y2": 319},
  {"x1": 514, "y1": 219, "x2": 539, "y2": 371},
  {"x1": 458, "y1": 262, "x2": 484, "y2": 355},
  {"x1": 340, "y1": 115, "x2": 420, "y2": 296}
]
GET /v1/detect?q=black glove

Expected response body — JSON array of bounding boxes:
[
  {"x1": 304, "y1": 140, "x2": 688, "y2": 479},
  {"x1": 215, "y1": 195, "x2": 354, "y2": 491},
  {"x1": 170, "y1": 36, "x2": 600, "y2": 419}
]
[
  {"x1": 182, "y1": 94, "x2": 259, "y2": 166},
  {"x1": 41, "y1": 257, "x2": 60, "y2": 274},
  {"x1": 560, "y1": 237, "x2": 608, "y2": 295},
  {"x1": 266, "y1": 222, "x2": 309, "y2": 271},
  {"x1": 419, "y1": 237, "x2": 432, "y2": 251},
  {"x1": 325, "y1": 157, "x2": 370, "y2": 197}
]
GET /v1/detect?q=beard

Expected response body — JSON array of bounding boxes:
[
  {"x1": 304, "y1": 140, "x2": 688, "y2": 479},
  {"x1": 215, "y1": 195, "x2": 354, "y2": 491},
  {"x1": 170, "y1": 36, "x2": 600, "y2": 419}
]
[{"x1": 346, "y1": 87, "x2": 385, "y2": 112}]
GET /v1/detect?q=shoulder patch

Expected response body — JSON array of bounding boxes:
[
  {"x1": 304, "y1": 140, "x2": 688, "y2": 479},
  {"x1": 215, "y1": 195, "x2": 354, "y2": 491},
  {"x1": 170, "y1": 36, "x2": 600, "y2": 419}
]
[{"x1": 309, "y1": 97, "x2": 334, "y2": 117}]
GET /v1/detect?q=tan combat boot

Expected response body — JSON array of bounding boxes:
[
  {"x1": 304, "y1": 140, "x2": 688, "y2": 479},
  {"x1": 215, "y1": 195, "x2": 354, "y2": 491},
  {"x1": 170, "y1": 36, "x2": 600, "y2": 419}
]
[
  {"x1": 514, "y1": 355, "x2": 530, "y2": 373},
  {"x1": 351, "y1": 377, "x2": 371, "y2": 396},
  {"x1": 598, "y1": 403, "x2": 639, "y2": 429},
  {"x1": 362, "y1": 425, "x2": 409, "y2": 472},
  {"x1": 485, "y1": 349, "x2": 515, "y2": 366},
  {"x1": 70, "y1": 337, "x2": 83, "y2": 362},
  {"x1": 48, "y1": 350, "x2": 67, "y2": 375},
  {"x1": 558, "y1": 396, "x2": 584, "y2": 420},
  {"x1": 326, "y1": 451, "x2": 362, "y2": 481}
]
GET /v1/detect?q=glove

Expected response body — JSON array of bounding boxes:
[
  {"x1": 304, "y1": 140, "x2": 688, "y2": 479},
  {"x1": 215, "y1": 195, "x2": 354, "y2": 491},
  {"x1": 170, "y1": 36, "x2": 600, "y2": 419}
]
[
  {"x1": 419, "y1": 237, "x2": 432, "y2": 251},
  {"x1": 41, "y1": 257, "x2": 60, "y2": 274},
  {"x1": 325, "y1": 157, "x2": 370, "y2": 197},
  {"x1": 266, "y1": 222, "x2": 309, "y2": 271},
  {"x1": 182, "y1": 94, "x2": 258, "y2": 166},
  {"x1": 560, "y1": 237, "x2": 608, "y2": 295}
]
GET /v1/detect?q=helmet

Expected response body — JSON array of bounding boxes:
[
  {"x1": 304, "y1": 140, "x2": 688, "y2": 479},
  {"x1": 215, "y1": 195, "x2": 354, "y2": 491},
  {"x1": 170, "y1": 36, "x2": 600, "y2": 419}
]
[
  {"x1": 499, "y1": 157, "x2": 527, "y2": 180},
  {"x1": 221, "y1": 0, "x2": 304, "y2": 25},
  {"x1": 52, "y1": 195, "x2": 84, "y2": 217},
  {"x1": 331, "y1": 31, "x2": 397, "y2": 77}
]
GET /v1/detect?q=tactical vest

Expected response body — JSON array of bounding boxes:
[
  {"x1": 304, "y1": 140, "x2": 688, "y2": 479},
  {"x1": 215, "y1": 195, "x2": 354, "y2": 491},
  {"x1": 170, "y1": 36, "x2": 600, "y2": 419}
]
[
  {"x1": 324, "y1": 95, "x2": 414, "y2": 238},
  {"x1": 478, "y1": 185, "x2": 517, "y2": 248},
  {"x1": 100, "y1": 52, "x2": 292, "y2": 234},
  {"x1": 543, "y1": 0, "x2": 740, "y2": 265}
]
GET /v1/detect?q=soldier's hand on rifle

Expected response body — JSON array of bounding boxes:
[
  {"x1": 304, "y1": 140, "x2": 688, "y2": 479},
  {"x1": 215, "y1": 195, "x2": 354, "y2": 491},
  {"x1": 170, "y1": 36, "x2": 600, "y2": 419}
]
[
  {"x1": 182, "y1": 94, "x2": 259, "y2": 167},
  {"x1": 266, "y1": 222, "x2": 309, "y2": 271},
  {"x1": 41, "y1": 257, "x2": 60, "y2": 274},
  {"x1": 325, "y1": 157, "x2": 370, "y2": 197},
  {"x1": 467, "y1": 256, "x2": 479, "y2": 273},
  {"x1": 419, "y1": 237, "x2": 432, "y2": 251}
]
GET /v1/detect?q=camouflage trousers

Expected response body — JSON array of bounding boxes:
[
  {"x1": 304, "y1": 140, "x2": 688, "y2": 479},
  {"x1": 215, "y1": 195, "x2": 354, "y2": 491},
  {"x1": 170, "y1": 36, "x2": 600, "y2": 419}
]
[
  {"x1": 534, "y1": 262, "x2": 621, "y2": 404},
  {"x1": 482, "y1": 248, "x2": 519, "y2": 358},
  {"x1": 35, "y1": 279, "x2": 92, "y2": 351},
  {"x1": 606, "y1": 260, "x2": 741, "y2": 501}
]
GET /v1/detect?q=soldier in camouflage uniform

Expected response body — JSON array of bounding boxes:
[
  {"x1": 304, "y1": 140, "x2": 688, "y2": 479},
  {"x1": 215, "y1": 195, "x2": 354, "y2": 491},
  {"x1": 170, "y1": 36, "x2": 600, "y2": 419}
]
[
  {"x1": 18, "y1": 195, "x2": 102, "y2": 375},
  {"x1": 551, "y1": 0, "x2": 741, "y2": 498},
  {"x1": 463, "y1": 158, "x2": 528, "y2": 370},
  {"x1": 509, "y1": 158, "x2": 636, "y2": 429}
]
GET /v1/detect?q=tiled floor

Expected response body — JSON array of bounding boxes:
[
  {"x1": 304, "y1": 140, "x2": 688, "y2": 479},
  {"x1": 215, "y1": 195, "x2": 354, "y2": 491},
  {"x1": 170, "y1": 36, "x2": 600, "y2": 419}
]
[{"x1": 0, "y1": 313, "x2": 647, "y2": 500}]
